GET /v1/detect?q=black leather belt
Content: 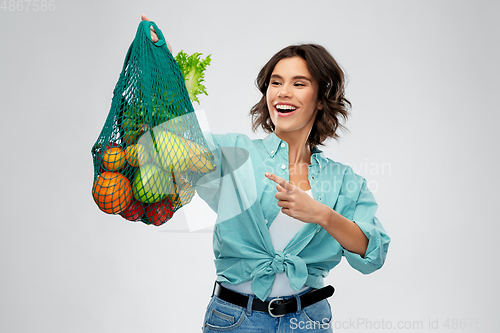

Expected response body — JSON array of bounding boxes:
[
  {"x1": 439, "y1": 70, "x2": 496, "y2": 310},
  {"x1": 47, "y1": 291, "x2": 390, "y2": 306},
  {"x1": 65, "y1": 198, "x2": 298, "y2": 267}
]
[{"x1": 213, "y1": 283, "x2": 335, "y2": 318}]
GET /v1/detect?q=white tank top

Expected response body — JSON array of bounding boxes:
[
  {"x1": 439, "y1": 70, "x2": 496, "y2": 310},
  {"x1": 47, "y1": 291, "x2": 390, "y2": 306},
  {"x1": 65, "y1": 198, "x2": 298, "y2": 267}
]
[{"x1": 222, "y1": 189, "x2": 314, "y2": 297}]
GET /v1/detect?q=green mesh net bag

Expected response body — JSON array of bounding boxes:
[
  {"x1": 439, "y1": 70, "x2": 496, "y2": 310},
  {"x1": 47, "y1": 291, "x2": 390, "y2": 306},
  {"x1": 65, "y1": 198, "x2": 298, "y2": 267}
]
[{"x1": 91, "y1": 20, "x2": 214, "y2": 226}]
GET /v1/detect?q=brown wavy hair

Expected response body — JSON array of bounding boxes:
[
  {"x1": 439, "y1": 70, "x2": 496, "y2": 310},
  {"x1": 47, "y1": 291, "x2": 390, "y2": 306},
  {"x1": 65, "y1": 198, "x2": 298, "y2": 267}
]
[{"x1": 250, "y1": 44, "x2": 351, "y2": 148}]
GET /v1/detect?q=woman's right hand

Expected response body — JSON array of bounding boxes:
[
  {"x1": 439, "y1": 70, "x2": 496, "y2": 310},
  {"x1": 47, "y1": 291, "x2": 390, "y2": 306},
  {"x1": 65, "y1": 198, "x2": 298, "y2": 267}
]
[{"x1": 141, "y1": 14, "x2": 173, "y2": 53}]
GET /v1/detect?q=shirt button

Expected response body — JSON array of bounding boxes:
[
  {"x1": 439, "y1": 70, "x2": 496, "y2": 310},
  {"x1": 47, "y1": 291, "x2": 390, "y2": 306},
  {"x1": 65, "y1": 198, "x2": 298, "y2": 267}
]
[
  {"x1": 311, "y1": 176, "x2": 315, "y2": 180},
  {"x1": 319, "y1": 196, "x2": 322, "y2": 201},
  {"x1": 281, "y1": 165, "x2": 286, "y2": 169},
  {"x1": 271, "y1": 150, "x2": 274, "y2": 154},
  {"x1": 280, "y1": 143, "x2": 285, "y2": 148},
  {"x1": 265, "y1": 219, "x2": 268, "y2": 224}
]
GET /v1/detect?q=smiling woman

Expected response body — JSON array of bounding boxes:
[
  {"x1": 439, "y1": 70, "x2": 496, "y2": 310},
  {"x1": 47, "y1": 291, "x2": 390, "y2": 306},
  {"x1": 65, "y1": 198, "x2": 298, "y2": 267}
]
[
  {"x1": 251, "y1": 44, "x2": 351, "y2": 150},
  {"x1": 196, "y1": 44, "x2": 390, "y2": 333},
  {"x1": 140, "y1": 15, "x2": 390, "y2": 333},
  {"x1": 267, "y1": 57, "x2": 322, "y2": 142}
]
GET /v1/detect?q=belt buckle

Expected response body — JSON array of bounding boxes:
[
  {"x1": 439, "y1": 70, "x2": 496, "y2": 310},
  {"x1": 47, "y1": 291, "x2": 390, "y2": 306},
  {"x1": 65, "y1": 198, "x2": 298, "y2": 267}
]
[{"x1": 268, "y1": 297, "x2": 284, "y2": 318}]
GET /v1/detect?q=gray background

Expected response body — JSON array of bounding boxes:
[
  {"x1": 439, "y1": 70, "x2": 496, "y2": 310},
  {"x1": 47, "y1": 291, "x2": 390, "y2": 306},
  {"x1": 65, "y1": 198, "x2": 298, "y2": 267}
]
[{"x1": 1, "y1": 0, "x2": 499, "y2": 332}]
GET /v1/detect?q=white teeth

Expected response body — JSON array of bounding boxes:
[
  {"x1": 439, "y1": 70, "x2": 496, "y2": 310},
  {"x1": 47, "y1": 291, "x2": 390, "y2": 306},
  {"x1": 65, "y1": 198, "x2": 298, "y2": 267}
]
[{"x1": 276, "y1": 104, "x2": 297, "y2": 111}]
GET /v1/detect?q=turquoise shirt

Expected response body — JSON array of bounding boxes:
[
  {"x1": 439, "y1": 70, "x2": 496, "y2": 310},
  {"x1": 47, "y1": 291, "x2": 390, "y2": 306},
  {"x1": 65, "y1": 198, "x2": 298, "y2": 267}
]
[{"x1": 195, "y1": 132, "x2": 390, "y2": 301}]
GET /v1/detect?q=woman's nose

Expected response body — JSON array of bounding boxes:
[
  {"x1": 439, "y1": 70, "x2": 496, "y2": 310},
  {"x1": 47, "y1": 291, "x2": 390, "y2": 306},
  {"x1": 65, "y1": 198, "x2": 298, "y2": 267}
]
[{"x1": 277, "y1": 85, "x2": 291, "y2": 98}]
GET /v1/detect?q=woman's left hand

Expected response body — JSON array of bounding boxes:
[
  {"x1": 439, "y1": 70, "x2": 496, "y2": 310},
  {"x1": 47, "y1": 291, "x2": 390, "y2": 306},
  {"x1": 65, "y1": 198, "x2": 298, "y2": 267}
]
[{"x1": 265, "y1": 172, "x2": 329, "y2": 225}]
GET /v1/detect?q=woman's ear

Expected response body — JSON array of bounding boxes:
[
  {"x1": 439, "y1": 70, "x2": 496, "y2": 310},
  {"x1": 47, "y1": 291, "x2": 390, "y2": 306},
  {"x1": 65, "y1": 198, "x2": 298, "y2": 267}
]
[{"x1": 317, "y1": 100, "x2": 323, "y2": 110}]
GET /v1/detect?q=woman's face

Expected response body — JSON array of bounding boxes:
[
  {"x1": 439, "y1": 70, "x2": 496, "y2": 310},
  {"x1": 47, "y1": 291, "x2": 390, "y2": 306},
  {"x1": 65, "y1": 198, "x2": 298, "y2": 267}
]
[{"x1": 266, "y1": 56, "x2": 322, "y2": 138}]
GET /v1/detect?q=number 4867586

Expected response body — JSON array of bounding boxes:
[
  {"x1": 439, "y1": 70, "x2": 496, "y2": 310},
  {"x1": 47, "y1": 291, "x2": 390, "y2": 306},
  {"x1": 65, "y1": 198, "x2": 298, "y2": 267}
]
[{"x1": 1, "y1": 0, "x2": 56, "y2": 11}]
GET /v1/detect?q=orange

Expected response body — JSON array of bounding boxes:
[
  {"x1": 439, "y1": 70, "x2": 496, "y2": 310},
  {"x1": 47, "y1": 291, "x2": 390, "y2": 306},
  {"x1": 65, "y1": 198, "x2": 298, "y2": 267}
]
[
  {"x1": 125, "y1": 144, "x2": 149, "y2": 167},
  {"x1": 102, "y1": 146, "x2": 126, "y2": 171},
  {"x1": 93, "y1": 171, "x2": 132, "y2": 214}
]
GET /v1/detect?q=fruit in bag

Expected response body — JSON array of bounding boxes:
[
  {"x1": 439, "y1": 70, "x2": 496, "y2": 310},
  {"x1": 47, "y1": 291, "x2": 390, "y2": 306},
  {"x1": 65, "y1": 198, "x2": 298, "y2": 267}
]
[
  {"x1": 102, "y1": 146, "x2": 126, "y2": 171},
  {"x1": 132, "y1": 164, "x2": 173, "y2": 203},
  {"x1": 91, "y1": 21, "x2": 214, "y2": 225},
  {"x1": 172, "y1": 177, "x2": 196, "y2": 206},
  {"x1": 145, "y1": 199, "x2": 174, "y2": 226},
  {"x1": 120, "y1": 198, "x2": 146, "y2": 221},
  {"x1": 154, "y1": 131, "x2": 189, "y2": 173},
  {"x1": 93, "y1": 171, "x2": 132, "y2": 214},
  {"x1": 125, "y1": 144, "x2": 149, "y2": 167}
]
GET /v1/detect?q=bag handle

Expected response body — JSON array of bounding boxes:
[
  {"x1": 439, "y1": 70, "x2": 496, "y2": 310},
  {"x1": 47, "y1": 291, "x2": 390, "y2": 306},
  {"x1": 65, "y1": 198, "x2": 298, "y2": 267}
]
[{"x1": 142, "y1": 20, "x2": 167, "y2": 49}]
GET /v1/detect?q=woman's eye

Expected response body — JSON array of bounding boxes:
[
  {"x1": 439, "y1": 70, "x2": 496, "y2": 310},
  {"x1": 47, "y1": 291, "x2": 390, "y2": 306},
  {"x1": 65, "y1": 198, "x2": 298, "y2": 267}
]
[
  {"x1": 295, "y1": 82, "x2": 305, "y2": 87},
  {"x1": 271, "y1": 81, "x2": 281, "y2": 86}
]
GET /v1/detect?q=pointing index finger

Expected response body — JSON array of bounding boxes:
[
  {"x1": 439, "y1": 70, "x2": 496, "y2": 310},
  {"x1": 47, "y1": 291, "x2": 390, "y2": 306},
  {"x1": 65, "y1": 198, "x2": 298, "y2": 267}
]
[{"x1": 265, "y1": 172, "x2": 294, "y2": 192}]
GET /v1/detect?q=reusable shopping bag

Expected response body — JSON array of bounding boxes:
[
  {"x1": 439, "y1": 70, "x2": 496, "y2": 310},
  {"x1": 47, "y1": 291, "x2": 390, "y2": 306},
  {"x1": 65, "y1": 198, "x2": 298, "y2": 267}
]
[{"x1": 91, "y1": 20, "x2": 214, "y2": 226}]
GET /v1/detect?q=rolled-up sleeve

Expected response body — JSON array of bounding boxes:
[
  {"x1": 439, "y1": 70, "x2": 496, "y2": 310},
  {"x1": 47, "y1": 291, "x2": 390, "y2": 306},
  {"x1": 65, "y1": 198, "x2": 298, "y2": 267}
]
[{"x1": 342, "y1": 178, "x2": 390, "y2": 274}]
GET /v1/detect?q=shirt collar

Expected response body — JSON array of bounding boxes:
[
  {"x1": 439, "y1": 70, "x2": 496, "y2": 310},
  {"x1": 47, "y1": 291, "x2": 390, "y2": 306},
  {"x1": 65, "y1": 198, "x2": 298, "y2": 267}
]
[
  {"x1": 310, "y1": 145, "x2": 328, "y2": 170},
  {"x1": 263, "y1": 133, "x2": 329, "y2": 169},
  {"x1": 262, "y1": 132, "x2": 283, "y2": 158}
]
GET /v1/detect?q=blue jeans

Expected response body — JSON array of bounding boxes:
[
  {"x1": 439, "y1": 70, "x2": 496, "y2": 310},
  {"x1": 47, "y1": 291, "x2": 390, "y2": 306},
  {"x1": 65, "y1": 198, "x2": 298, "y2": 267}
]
[{"x1": 201, "y1": 284, "x2": 334, "y2": 332}]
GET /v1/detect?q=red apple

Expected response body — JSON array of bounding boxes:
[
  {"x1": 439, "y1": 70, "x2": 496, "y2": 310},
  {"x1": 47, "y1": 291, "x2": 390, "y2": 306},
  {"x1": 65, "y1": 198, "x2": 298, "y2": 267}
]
[
  {"x1": 145, "y1": 199, "x2": 174, "y2": 226},
  {"x1": 120, "y1": 198, "x2": 145, "y2": 221}
]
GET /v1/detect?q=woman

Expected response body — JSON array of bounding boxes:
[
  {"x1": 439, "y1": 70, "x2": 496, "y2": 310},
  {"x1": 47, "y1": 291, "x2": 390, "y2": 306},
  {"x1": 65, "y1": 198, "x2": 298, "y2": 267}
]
[{"x1": 142, "y1": 15, "x2": 390, "y2": 333}]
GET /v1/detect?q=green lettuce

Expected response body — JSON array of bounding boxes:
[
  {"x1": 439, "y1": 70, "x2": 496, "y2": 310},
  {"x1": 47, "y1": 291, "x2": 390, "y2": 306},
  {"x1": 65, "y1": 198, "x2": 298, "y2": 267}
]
[{"x1": 175, "y1": 51, "x2": 211, "y2": 104}]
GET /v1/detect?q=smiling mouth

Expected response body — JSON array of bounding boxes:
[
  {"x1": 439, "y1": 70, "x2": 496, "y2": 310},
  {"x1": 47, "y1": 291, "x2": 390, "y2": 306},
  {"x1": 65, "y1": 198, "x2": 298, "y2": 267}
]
[{"x1": 275, "y1": 105, "x2": 297, "y2": 113}]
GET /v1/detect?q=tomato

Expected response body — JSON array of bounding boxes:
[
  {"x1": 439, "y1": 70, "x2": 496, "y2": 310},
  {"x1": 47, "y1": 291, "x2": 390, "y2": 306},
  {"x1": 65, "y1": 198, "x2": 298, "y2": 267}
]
[
  {"x1": 120, "y1": 198, "x2": 145, "y2": 221},
  {"x1": 145, "y1": 199, "x2": 174, "y2": 226}
]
